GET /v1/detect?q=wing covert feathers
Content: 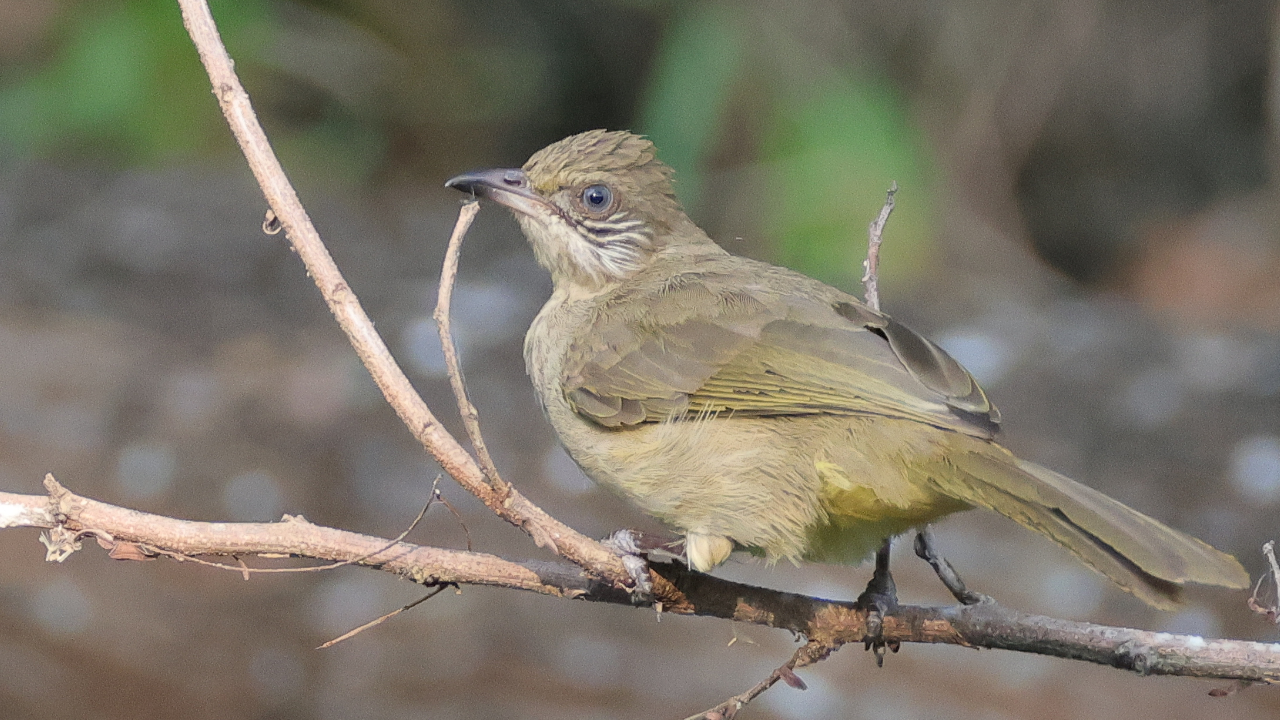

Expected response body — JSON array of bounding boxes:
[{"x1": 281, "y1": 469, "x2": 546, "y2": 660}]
[{"x1": 563, "y1": 262, "x2": 1000, "y2": 435}]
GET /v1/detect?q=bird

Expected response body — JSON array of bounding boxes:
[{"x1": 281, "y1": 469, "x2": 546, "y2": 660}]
[{"x1": 445, "y1": 129, "x2": 1249, "y2": 609}]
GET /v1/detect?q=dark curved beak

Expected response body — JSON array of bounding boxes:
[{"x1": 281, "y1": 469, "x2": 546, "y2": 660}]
[{"x1": 445, "y1": 168, "x2": 549, "y2": 217}]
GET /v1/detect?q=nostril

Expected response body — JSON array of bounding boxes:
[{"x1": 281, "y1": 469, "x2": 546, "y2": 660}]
[{"x1": 502, "y1": 170, "x2": 525, "y2": 187}]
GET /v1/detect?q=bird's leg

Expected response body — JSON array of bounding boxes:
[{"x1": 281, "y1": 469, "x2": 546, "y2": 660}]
[
  {"x1": 913, "y1": 526, "x2": 991, "y2": 605},
  {"x1": 601, "y1": 529, "x2": 668, "y2": 599},
  {"x1": 854, "y1": 538, "x2": 901, "y2": 666}
]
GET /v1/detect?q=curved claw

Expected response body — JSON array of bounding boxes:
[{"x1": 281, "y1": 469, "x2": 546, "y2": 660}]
[{"x1": 855, "y1": 540, "x2": 900, "y2": 666}]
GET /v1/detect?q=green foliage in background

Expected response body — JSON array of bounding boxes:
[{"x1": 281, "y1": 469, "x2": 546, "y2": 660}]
[
  {"x1": 1, "y1": 0, "x2": 938, "y2": 270},
  {"x1": 761, "y1": 78, "x2": 935, "y2": 289},
  {"x1": 637, "y1": 3, "x2": 745, "y2": 211},
  {"x1": 639, "y1": 3, "x2": 937, "y2": 290},
  {"x1": 0, "y1": 0, "x2": 272, "y2": 165}
]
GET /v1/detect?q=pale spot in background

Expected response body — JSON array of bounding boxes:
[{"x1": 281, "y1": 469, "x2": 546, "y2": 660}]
[
  {"x1": 1037, "y1": 565, "x2": 1104, "y2": 619},
  {"x1": 1229, "y1": 434, "x2": 1280, "y2": 505},
  {"x1": 249, "y1": 646, "x2": 306, "y2": 703},
  {"x1": 1160, "y1": 604, "x2": 1221, "y2": 638},
  {"x1": 1113, "y1": 368, "x2": 1183, "y2": 429},
  {"x1": 160, "y1": 368, "x2": 223, "y2": 430},
  {"x1": 221, "y1": 469, "x2": 284, "y2": 522},
  {"x1": 311, "y1": 575, "x2": 392, "y2": 637},
  {"x1": 37, "y1": 403, "x2": 102, "y2": 452},
  {"x1": 347, "y1": 435, "x2": 440, "y2": 514},
  {"x1": 541, "y1": 444, "x2": 594, "y2": 495},
  {"x1": 782, "y1": 681, "x2": 900, "y2": 720},
  {"x1": 105, "y1": 203, "x2": 182, "y2": 274},
  {"x1": 317, "y1": 635, "x2": 386, "y2": 695},
  {"x1": 936, "y1": 329, "x2": 1015, "y2": 386},
  {"x1": 30, "y1": 576, "x2": 91, "y2": 635},
  {"x1": 283, "y1": 351, "x2": 359, "y2": 426},
  {"x1": 114, "y1": 441, "x2": 176, "y2": 501},
  {"x1": 444, "y1": 281, "x2": 529, "y2": 348},
  {"x1": 1045, "y1": 299, "x2": 1119, "y2": 360},
  {"x1": 1174, "y1": 332, "x2": 1258, "y2": 393},
  {"x1": 401, "y1": 281, "x2": 530, "y2": 379},
  {"x1": 552, "y1": 634, "x2": 624, "y2": 689}
]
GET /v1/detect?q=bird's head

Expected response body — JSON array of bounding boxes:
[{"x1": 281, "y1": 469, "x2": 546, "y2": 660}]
[{"x1": 446, "y1": 130, "x2": 711, "y2": 293}]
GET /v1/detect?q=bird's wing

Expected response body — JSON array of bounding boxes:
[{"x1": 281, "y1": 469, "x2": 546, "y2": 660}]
[{"x1": 562, "y1": 271, "x2": 1000, "y2": 437}]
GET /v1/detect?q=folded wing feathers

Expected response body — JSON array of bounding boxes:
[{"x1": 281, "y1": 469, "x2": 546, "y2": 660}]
[{"x1": 565, "y1": 275, "x2": 998, "y2": 437}]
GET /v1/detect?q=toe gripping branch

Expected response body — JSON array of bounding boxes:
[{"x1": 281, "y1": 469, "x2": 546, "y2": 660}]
[
  {"x1": 856, "y1": 529, "x2": 989, "y2": 667},
  {"x1": 602, "y1": 529, "x2": 667, "y2": 599},
  {"x1": 855, "y1": 539, "x2": 901, "y2": 666},
  {"x1": 914, "y1": 526, "x2": 990, "y2": 606}
]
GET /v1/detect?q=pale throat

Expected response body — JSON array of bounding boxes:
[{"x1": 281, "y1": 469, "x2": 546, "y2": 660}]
[{"x1": 516, "y1": 212, "x2": 647, "y2": 293}]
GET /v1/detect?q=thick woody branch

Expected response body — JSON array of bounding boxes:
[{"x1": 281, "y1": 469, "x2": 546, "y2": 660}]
[
  {"x1": 3, "y1": 480, "x2": 1278, "y2": 686},
  {"x1": 174, "y1": 0, "x2": 631, "y2": 589}
]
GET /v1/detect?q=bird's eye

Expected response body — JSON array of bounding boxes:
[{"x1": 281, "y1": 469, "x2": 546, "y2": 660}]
[{"x1": 580, "y1": 184, "x2": 613, "y2": 213}]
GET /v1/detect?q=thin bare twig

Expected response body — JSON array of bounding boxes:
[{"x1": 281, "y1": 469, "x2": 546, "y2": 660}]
[
  {"x1": 432, "y1": 202, "x2": 508, "y2": 493},
  {"x1": 322, "y1": 475, "x2": 441, "y2": 569},
  {"x1": 685, "y1": 643, "x2": 831, "y2": 720},
  {"x1": 1249, "y1": 540, "x2": 1280, "y2": 623},
  {"x1": 435, "y1": 485, "x2": 473, "y2": 552},
  {"x1": 174, "y1": 0, "x2": 631, "y2": 589},
  {"x1": 318, "y1": 584, "x2": 453, "y2": 649},
  {"x1": 862, "y1": 181, "x2": 898, "y2": 312},
  {"x1": 143, "y1": 476, "x2": 441, "y2": 576}
]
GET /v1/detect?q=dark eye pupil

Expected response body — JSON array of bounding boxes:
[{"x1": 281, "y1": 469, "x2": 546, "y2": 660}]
[{"x1": 583, "y1": 185, "x2": 611, "y2": 210}]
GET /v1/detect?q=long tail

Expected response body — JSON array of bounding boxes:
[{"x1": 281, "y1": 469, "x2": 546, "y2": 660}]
[{"x1": 931, "y1": 449, "x2": 1250, "y2": 609}]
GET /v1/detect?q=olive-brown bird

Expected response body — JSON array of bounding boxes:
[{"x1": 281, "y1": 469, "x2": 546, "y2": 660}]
[{"x1": 446, "y1": 129, "x2": 1248, "y2": 608}]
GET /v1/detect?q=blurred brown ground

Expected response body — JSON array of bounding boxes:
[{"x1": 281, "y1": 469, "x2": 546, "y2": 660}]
[{"x1": 1, "y1": 1, "x2": 1279, "y2": 719}]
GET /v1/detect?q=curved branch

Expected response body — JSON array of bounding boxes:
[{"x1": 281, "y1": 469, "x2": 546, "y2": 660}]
[
  {"x1": 174, "y1": 0, "x2": 631, "y2": 589},
  {"x1": 134, "y1": 3, "x2": 1278, "y2": 715},
  {"x1": 432, "y1": 201, "x2": 508, "y2": 492},
  {"x1": 3, "y1": 480, "x2": 1278, "y2": 686}
]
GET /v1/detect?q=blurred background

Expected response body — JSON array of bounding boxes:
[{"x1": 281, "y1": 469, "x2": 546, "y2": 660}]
[{"x1": 2, "y1": 0, "x2": 1279, "y2": 718}]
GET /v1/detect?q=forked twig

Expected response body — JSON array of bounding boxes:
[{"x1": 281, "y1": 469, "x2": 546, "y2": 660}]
[
  {"x1": 684, "y1": 642, "x2": 834, "y2": 720},
  {"x1": 175, "y1": 0, "x2": 632, "y2": 589},
  {"x1": 862, "y1": 181, "x2": 898, "y2": 312}
]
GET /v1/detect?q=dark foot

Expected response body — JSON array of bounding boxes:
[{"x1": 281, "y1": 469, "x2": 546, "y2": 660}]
[
  {"x1": 601, "y1": 529, "x2": 656, "y2": 599},
  {"x1": 913, "y1": 526, "x2": 991, "y2": 605},
  {"x1": 854, "y1": 539, "x2": 901, "y2": 666}
]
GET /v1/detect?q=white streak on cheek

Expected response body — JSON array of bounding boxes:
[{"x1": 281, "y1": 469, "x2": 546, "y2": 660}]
[{"x1": 518, "y1": 214, "x2": 620, "y2": 285}]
